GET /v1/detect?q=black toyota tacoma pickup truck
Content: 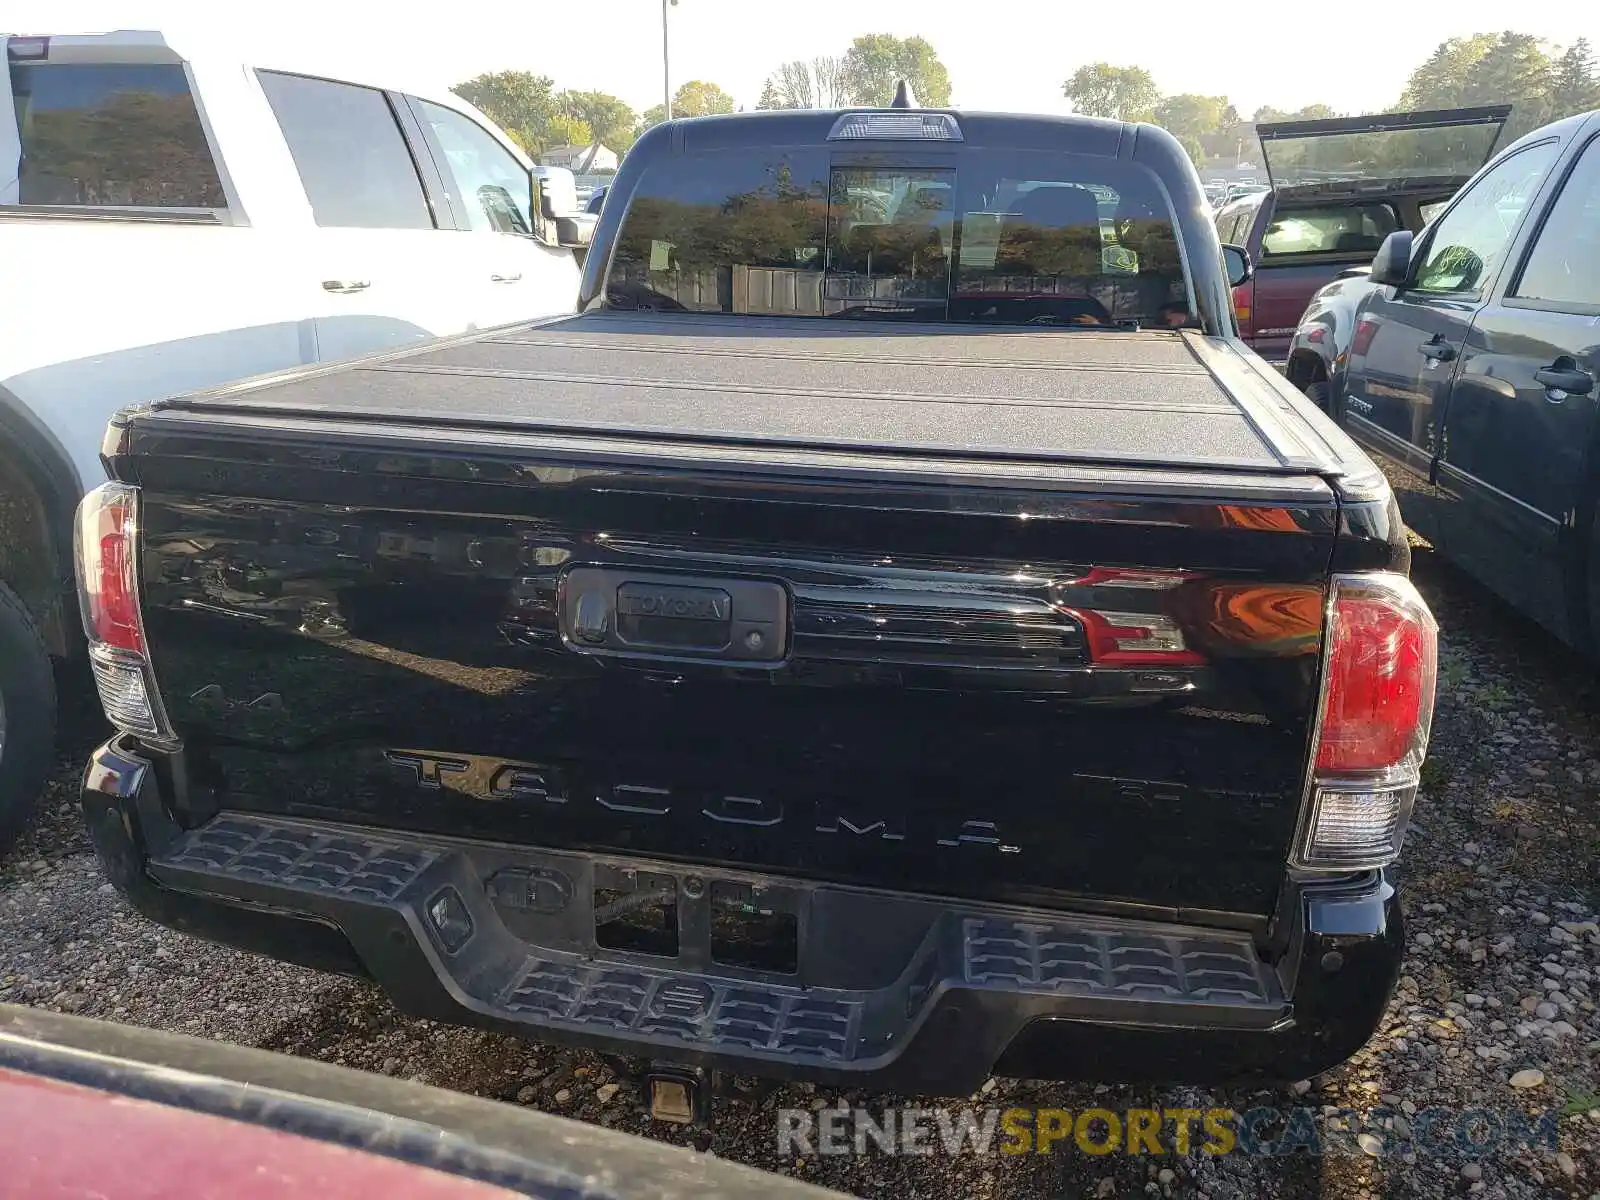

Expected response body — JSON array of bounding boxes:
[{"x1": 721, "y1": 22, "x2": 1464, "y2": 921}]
[{"x1": 77, "y1": 103, "x2": 1437, "y2": 1103}]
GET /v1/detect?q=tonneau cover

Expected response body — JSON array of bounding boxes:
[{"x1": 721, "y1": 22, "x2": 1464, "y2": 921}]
[{"x1": 154, "y1": 312, "x2": 1341, "y2": 475}]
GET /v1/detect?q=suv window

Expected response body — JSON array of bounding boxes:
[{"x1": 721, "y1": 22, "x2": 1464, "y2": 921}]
[
  {"x1": 607, "y1": 147, "x2": 1189, "y2": 327},
  {"x1": 257, "y1": 71, "x2": 432, "y2": 230},
  {"x1": 1214, "y1": 205, "x2": 1240, "y2": 245},
  {"x1": 1412, "y1": 141, "x2": 1560, "y2": 297},
  {"x1": 1512, "y1": 137, "x2": 1600, "y2": 310},
  {"x1": 1260, "y1": 203, "x2": 1397, "y2": 257},
  {"x1": 414, "y1": 99, "x2": 531, "y2": 234},
  {"x1": 7, "y1": 62, "x2": 224, "y2": 208}
]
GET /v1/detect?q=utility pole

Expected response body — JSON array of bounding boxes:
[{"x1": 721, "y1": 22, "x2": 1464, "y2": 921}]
[{"x1": 662, "y1": 0, "x2": 677, "y2": 120}]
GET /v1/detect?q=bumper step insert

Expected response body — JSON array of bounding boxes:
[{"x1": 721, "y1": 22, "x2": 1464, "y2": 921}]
[{"x1": 148, "y1": 814, "x2": 1288, "y2": 1082}]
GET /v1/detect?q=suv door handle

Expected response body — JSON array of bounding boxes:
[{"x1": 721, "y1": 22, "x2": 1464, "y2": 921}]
[
  {"x1": 490, "y1": 272, "x2": 523, "y2": 283},
  {"x1": 1418, "y1": 337, "x2": 1456, "y2": 363},
  {"x1": 1535, "y1": 362, "x2": 1594, "y2": 398},
  {"x1": 322, "y1": 279, "x2": 371, "y2": 294}
]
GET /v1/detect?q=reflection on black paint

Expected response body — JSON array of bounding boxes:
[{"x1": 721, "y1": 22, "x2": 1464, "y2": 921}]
[{"x1": 129, "y1": 432, "x2": 1367, "y2": 918}]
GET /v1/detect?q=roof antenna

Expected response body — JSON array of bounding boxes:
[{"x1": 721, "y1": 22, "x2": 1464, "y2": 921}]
[{"x1": 890, "y1": 79, "x2": 917, "y2": 109}]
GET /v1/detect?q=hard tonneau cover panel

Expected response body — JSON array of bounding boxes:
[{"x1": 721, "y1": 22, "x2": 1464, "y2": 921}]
[
  {"x1": 126, "y1": 408, "x2": 1339, "y2": 502},
  {"x1": 151, "y1": 312, "x2": 1340, "y2": 475}
]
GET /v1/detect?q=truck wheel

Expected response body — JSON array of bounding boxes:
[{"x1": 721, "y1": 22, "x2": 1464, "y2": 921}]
[
  {"x1": 1305, "y1": 380, "x2": 1332, "y2": 414},
  {"x1": 0, "y1": 581, "x2": 56, "y2": 857}
]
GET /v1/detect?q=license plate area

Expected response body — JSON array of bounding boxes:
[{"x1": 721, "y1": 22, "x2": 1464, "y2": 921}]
[
  {"x1": 594, "y1": 866, "x2": 679, "y2": 957},
  {"x1": 590, "y1": 864, "x2": 802, "y2": 976},
  {"x1": 560, "y1": 567, "x2": 788, "y2": 664},
  {"x1": 709, "y1": 880, "x2": 799, "y2": 974}
]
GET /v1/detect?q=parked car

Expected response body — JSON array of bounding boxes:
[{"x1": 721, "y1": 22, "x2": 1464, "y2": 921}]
[
  {"x1": 0, "y1": 29, "x2": 590, "y2": 854},
  {"x1": 75, "y1": 100, "x2": 1436, "y2": 1113},
  {"x1": 0, "y1": 1003, "x2": 843, "y2": 1198},
  {"x1": 1214, "y1": 106, "x2": 1510, "y2": 365},
  {"x1": 1220, "y1": 181, "x2": 1268, "y2": 207},
  {"x1": 1292, "y1": 108, "x2": 1600, "y2": 651}
]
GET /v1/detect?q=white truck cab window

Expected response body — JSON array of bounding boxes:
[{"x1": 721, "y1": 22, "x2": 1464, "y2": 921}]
[
  {"x1": 6, "y1": 61, "x2": 223, "y2": 208},
  {"x1": 256, "y1": 70, "x2": 433, "y2": 230},
  {"x1": 415, "y1": 100, "x2": 532, "y2": 236}
]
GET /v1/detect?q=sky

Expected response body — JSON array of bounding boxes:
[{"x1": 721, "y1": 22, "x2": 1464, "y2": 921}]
[{"x1": 10, "y1": 0, "x2": 1599, "y2": 120}]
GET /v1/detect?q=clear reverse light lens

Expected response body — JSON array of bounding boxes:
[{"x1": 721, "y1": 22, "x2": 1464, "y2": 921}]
[
  {"x1": 88, "y1": 647, "x2": 167, "y2": 740},
  {"x1": 1302, "y1": 780, "x2": 1415, "y2": 870}
]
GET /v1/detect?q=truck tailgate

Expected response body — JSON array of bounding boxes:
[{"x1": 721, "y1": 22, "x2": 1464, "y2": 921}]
[{"x1": 121, "y1": 327, "x2": 1339, "y2": 921}]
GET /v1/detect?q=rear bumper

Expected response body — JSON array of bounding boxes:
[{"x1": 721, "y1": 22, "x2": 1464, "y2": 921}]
[
  {"x1": 83, "y1": 737, "x2": 1403, "y2": 1094},
  {"x1": 1244, "y1": 334, "x2": 1292, "y2": 369}
]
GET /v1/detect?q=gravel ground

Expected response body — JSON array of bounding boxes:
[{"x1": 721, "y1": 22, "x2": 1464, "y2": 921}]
[{"x1": 3, "y1": 546, "x2": 1598, "y2": 1199}]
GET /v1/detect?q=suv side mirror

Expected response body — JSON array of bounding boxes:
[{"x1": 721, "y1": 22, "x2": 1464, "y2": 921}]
[
  {"x1": 555, "y1": 214, "x2": 595, "y2": 249},
  {"x1": 1221, "y1": 244, "x2": 1253, "y2": 289},
  {"x1": 534, "y1": 166, "x2": 579, "y2": 220},
  {"x1": 1369, "y1": 230, "x2": 1415, "y2": 288},
  {"x1": 529, "y1": 166, "x2": 589, "y2": 249}
]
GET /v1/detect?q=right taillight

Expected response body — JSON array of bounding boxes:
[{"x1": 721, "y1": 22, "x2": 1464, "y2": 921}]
[
  {"x1": 75, "y1": 482, "x2": 178, "y2": 749},
  {"x1": 1296, "y1": 572, "x2": 1438, "y2": 871},
  {"x1": 1232, "y1": 281, "x2": 1255, "y2": 337}
]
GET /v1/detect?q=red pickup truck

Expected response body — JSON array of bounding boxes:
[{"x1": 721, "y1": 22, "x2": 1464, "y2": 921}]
[{"x1": 1214, "y1": 106, "x2": 1509, "y2": 364}]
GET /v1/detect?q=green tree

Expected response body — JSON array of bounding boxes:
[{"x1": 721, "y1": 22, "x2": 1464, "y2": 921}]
[
  {"x1": 1462, "y1": 32, "x2": 1555, "y2": 136},
  {"x1": 637, "y1": 79, "x2": 737, "y2": 134},
  {"x1": 545, "y1": 114, "x2": 593, "y2": 148},
  {"x1": 451, "y1": 70, "x2": 561, "y2": 153},
  {"x1": 1153, "y1": 93, "x2": 1229, "y2": 164},
  {"x1": 1061, "y1": 64, "x2": 1159, "y2": 121},
  {"x1": 1251, "y1": 104, "x2": 1340, "y2": 124},
  {"x1": 840, "y1": 34, "x2": 953, "y2": 106},
  {"x1": 558, "y1": 90, "x2": 637, "y2": 151},
  {"x1": 1202, "y1": 103, "x2": 1247, "y2": 163},
  {"x1": 675, "y1": 80, "x2": 737, "y2": 116},
  {"x1": 755, "y1": 79, "x2": 785, "y2": 110},
  {"x1": 1548, "y1": 38, "x2": 1600, "y2": 117},
  {"x1": 1398, "y1": 33, "x2": 1499, "y2": 109}
]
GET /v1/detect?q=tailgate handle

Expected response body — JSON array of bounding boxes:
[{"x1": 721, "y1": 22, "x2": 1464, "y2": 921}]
[{"x1": 561, "y1": 568, "x2": 788, "y2": 665}]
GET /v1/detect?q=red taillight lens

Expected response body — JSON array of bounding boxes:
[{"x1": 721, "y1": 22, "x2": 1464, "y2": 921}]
[
  {"x1": 76, "y1": 483, "x2": 144, "y2": 653},
  {"x1": 1232, "y1": 282, "x2": 1254, "y2": 335},
  {"x1": 1351, "y1": 317, "x2": 1378, "y2": 356},
  {"x1": 1314, "y1": 575, "x2": 1437, "y2": 773}
]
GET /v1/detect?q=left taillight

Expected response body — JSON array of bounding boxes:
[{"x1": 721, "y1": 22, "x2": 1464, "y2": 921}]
[{"x1": 75, "y1": 482, "x2": 178, "y2": 748}]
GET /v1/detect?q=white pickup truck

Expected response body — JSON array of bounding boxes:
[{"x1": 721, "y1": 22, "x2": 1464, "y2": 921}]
[{"x1": 0, "y1": 30, "x2": 590, "y2": 851}]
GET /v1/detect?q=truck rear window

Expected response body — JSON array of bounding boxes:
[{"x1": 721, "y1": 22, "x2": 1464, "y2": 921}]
[
  {"x1": 6, "y1": 62, "x2": 224, "y2": 209},
  {"x1": 606, "y1": 148, "x2": 1190, "y2": 328}
]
